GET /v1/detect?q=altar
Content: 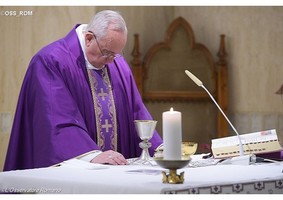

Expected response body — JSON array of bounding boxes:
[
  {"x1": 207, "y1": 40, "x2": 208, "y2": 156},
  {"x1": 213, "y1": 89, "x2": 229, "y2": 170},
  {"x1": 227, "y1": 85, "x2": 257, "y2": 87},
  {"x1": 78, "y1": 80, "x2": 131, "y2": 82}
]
[{"x1": 0, "y1": 157, "x2": 282, "y2": 194}]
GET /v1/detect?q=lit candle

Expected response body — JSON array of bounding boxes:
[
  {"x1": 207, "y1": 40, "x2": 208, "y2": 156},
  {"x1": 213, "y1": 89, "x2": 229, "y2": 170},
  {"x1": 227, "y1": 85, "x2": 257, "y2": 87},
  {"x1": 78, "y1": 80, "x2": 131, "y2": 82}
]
[{"x1": 162, "y1": 107, "x2": 182, "y2": 160}]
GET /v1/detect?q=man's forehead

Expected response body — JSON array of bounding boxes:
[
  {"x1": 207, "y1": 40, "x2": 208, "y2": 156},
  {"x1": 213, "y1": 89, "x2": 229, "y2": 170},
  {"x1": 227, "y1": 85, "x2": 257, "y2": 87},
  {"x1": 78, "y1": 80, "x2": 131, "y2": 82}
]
[{"x1": 103, "y1": 31, "x2": 126, "y2": 49}]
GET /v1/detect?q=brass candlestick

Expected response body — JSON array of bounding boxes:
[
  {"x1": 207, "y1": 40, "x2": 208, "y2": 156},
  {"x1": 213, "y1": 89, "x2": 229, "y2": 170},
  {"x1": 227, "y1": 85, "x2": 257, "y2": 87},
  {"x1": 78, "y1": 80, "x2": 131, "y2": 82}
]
[{"x1": 154, "y1": 158, "x2": 191, "y2": 184}]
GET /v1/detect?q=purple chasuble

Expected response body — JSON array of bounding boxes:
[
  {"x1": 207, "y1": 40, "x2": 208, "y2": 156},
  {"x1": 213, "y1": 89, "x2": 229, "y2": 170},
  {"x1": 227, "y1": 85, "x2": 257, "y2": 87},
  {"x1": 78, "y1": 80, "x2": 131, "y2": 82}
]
[{"x1": 4, "y1": 25, "x2": 162, "y2": 171}]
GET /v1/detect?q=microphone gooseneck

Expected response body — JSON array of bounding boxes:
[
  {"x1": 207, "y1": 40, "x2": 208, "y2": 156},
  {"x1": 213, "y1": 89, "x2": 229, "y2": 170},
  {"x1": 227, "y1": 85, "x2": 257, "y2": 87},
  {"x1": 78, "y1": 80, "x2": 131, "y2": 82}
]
[{"x1": 184, "y1": 70, "x2": 244, "y2": 156}]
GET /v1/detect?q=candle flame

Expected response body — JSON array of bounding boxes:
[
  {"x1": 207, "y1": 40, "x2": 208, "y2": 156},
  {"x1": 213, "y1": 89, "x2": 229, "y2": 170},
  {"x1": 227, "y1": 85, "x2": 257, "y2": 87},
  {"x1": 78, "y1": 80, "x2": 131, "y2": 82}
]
[{"x1": 170, "y1": 107, "x2": 174, "y2": 112}]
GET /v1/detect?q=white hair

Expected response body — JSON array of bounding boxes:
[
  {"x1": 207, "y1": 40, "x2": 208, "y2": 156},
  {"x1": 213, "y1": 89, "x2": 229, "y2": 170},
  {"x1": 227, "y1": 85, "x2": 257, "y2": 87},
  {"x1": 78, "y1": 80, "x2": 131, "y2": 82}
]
[{"x1": 86, "y1": 10, "x2": 128, "y2": 41}]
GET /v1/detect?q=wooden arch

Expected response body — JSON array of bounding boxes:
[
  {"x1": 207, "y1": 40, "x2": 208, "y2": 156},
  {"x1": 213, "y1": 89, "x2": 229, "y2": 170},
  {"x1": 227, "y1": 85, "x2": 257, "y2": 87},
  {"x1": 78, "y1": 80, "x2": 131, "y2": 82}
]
[{"x1": 131, "y1": 16, "x2": 228, "y2": 139}]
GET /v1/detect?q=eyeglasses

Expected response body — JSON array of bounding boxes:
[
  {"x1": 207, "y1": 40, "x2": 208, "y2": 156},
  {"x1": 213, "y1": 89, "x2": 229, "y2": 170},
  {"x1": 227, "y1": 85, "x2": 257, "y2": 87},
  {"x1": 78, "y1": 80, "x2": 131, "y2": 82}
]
[{"x1": 88, "y1": 31, "x2": 122, "y2": 60}]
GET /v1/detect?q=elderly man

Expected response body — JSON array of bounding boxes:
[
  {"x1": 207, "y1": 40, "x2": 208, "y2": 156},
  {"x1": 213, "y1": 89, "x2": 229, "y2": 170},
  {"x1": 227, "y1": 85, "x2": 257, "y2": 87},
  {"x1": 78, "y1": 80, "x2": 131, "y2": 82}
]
[{"x1": 4, "y1": 10, "x2": 162, "y2": 171}]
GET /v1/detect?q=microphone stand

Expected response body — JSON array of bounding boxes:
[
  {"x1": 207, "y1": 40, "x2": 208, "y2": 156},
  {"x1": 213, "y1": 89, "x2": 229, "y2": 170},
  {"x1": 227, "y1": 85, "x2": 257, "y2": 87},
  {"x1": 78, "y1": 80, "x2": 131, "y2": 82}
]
[{"x1": 185, "y1": 70, "x2": 256, "y2": 165}]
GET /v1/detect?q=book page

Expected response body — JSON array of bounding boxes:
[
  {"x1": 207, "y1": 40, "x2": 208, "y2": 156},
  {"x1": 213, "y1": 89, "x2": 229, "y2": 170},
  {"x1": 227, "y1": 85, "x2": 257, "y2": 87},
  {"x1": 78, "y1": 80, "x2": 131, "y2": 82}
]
[{"x1": 211, "y1": 129, "x2": 282, "y2": 158}]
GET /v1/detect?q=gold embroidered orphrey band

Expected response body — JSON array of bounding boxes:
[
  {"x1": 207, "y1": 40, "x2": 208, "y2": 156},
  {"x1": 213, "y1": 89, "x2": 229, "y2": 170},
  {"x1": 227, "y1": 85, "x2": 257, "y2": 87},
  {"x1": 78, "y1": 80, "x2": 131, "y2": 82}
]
[{"x1": 87, "y1": 67, "x2": 117, "y2": 151}]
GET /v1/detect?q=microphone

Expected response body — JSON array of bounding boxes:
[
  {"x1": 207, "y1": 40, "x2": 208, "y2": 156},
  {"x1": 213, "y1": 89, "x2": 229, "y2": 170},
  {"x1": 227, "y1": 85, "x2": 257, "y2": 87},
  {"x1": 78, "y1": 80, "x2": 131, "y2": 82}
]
[{"x1": 185, "y1": 69, "x2": 255, "y2": 165}]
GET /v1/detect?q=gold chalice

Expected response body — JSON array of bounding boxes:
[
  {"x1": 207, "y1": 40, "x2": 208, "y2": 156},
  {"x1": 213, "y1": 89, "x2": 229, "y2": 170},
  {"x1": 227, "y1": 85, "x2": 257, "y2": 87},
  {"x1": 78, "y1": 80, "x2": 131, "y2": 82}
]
[
  {"x1": 154, "y1": 142, "x2": 198, "y2": 159},
  {"x1": 182, "y1": 142, "x2": 198, "y2": 159}
]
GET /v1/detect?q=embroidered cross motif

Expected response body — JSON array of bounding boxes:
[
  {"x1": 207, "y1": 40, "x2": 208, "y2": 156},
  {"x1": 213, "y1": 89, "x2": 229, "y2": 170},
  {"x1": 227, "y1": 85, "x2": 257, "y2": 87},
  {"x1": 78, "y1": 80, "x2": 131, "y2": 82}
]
[
  {"x1": 102, "y1": 119, "x2": 112, "y2": 133},
  {"x1": 98, "y1": 88, "x2": 108, "y2": 101}
]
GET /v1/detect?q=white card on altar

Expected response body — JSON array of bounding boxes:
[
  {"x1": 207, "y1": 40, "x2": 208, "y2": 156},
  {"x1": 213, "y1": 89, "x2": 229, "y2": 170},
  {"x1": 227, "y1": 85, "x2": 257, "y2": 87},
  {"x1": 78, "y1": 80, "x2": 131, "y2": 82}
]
[{"x1": 212, "y1": 129, "x2": 282, "y2": 158}]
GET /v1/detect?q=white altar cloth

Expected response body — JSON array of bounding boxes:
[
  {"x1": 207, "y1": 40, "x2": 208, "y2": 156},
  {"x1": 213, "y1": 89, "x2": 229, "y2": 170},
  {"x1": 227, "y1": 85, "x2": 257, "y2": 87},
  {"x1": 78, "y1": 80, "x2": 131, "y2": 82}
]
[{"x1": 0, "y1": 159, "x2": 283, "y2": 194}]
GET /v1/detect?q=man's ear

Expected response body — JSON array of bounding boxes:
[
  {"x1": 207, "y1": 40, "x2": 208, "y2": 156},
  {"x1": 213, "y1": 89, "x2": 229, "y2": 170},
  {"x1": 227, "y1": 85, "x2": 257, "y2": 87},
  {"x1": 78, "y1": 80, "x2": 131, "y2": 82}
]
[{"x1": 85, "y1": 32, "x2": 93, "y2": 46}]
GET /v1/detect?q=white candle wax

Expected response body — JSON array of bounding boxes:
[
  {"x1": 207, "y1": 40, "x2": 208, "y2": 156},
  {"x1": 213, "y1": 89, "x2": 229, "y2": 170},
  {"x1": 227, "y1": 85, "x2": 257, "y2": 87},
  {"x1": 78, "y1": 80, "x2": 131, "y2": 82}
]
[{"x1": 162, "y1": 107, "x2": 182, "y2": 160}]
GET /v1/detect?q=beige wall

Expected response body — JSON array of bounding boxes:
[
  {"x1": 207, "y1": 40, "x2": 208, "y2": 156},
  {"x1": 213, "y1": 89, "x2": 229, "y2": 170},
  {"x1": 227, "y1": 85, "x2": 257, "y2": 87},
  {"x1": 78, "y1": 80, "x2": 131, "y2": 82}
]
[
  {"x1": 175, "y1": 6, "x2": 283, "y2": 141},
  {"x1": 176, "y1": 7, "x2": 283, "y2": 113},
  {"x1": 0, "y1": 6, "x2": 282, "y2": 170}
]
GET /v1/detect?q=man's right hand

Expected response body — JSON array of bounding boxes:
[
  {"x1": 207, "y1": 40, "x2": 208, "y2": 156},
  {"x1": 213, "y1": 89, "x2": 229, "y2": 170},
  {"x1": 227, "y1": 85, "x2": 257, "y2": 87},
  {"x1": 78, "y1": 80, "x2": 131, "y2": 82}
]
[{"x1": 90, "y1": 150, "x2": 128, "y2": 165}]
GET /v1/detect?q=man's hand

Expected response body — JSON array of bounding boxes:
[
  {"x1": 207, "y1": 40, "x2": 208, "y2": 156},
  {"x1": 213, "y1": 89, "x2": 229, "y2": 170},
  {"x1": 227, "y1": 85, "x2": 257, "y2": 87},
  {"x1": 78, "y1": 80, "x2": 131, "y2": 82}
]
[{"x1": 90, "y1": 150, "x2": 128, "y2": 165}]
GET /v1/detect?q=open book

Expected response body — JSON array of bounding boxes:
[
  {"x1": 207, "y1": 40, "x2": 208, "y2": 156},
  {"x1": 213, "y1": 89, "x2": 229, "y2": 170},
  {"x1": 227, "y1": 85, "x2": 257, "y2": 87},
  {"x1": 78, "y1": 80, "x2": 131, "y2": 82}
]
[{"x1": 211, "y1": 129, "x2": 282, "y2": 158}]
